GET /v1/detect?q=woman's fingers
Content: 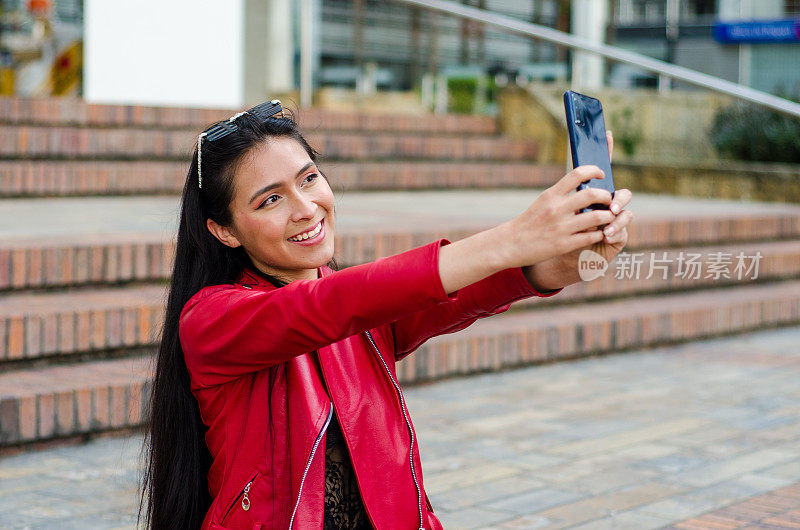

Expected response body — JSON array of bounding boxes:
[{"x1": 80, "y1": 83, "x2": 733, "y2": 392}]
[
  {"x1": 570, "y1": 208, "x2": 615, "y2": 234},
  {"x1": 572, "y1": 227, "x2": 606, "y2": 249},
  {"x1": 555, "y1": 165, "x2": 605, "y2": 196},
  {"x1": 607, "y1": 130, "x2": 614, "y2": 163},
  {"x1": 602, "y1": 209, "x2": 634, "y2": 241},
  {"x1": 566, "y1": 187, "x2": 613, "y2": 213},
  {"x1": 609, "y1": 188, "x2": 632, "y2": 215}
]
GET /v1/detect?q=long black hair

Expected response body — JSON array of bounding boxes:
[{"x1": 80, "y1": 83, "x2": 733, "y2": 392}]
[{"x1": 138, "y1": 111, "x2": 332, "y2": 529}]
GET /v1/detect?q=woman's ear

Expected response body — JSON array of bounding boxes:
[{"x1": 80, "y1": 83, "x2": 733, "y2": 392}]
[{"x1": 206, "y1": 218, "x2": 242, "y2": 248}]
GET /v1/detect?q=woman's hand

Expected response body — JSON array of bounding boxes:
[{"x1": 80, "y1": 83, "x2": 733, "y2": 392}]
[
  {"x1": 437, "y1": 132, "x2": 632, "y2": 295},
  {"x1": 522, "y1": 131, "x2": 634, "y2": 291},
  {"x1": 496, "y1": 165, "x2": 617, "y2": 270}
]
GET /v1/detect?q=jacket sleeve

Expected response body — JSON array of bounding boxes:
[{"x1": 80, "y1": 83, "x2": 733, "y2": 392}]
[
  {"x1": 390, "y1": 245, "x2": 562, "y2": 361},
  {"x1": 180, "y1": 240, "x2": 455, "y2": 387}
]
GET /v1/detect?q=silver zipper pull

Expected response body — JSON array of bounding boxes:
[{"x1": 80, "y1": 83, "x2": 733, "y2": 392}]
[{"x1": 241, "y1": 481, "x2": 252, "y2": 511}]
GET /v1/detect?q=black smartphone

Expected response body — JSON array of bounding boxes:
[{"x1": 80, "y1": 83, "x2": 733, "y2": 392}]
[{"x1": 563, "y1": 90, "x2": 615, "y2": 212}]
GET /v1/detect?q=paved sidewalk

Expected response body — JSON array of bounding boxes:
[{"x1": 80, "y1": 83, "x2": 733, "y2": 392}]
[
  {"x1": 1, "y1": 326, "x2": 799, "y2": 529},
  {"x1": 664, "y1": 482, "x2": 800, "y2": 529},
  {"x1": 3, "y1": 190, "x2": 800, "y2": 241}
]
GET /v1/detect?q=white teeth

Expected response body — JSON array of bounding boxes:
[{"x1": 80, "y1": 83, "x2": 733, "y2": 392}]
[{"x1": 289, "y1": 221, "x2": 322, "y2": 241}]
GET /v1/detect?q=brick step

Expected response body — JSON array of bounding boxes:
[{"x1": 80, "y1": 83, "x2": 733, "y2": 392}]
[
  {"x1": 400, "y1": 279, "x2": 800, "y2": 382},
  {"x1": 1, "y1": 238, "x2": 799, "y2": 363},
  {"x1": 0, "y1": 97, "x2": 498, "y2": 135},
  {"x1": 0, "y1": 159, "x2": 562, "y2": 198},
  {"x1": 0, "y1": 285, "x2": 165, "y2": 363},
  {"x1": 0, "y1": 355, "x2": 151, "y2": 446},
  {"x1": 3, "y1": 209, "x2": 800, "y2": 291},
  {"x1": 0, "y1": 126, "x2": 537, "y2": 161},
  {"x1": 537, "y1": 239, "x2": 800, "y2": 305},
  {"x1": 3, "y1": 280, "x2": 800, "y2": 447}
]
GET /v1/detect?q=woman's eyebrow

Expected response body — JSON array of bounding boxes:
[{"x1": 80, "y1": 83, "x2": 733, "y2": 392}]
[
  {"x1": 248, "y1": 162, "x2": 315, "y2": 205},
  {"x1": 249, "y1": 182, "x2": 282, "y2": 204}
]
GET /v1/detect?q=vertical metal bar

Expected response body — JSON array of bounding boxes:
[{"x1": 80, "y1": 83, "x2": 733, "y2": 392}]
[
  {"x1": 658, "y1": 74, "x2": 670, "y2": 93},
  {"x1": 410, "y1": 6, "x2": 422, "y2": 89},
  {"x1": 663, "y1": 0, "x2": 680, "y2": 92},
  {"x1": 460, "y1": 0, "x2": 471, "y2": 65},
  {"x1": 435, "y1": 73, "x2": 448, "y2": 114},
  {"x1": 476, "y1": 0, "x2": 486, "y2": 65},
  {"x1": 739, "y1": 44, "x2": 752, "y2": 87},
  {"x1": 354, "y1": 0, "x2": 365, "y2": 72},
  {"x1": 299, "y1": 0, "x2": 313, "y2": 108},
  {"x1": 428, "y1": 11, "x2": 439, "y2": 76}
]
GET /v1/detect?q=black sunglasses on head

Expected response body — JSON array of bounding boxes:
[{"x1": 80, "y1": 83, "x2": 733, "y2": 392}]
[
  {"x1": 197, "y1": 99, "x2": 287, "y2": 188},
  {"x1": 201, "y1": 99, "x2": 286, "y2": 141}
]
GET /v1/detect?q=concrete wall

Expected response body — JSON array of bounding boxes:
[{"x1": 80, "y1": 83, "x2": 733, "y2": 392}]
[
  {"x1": 498, "y1": 84, "x2": 800, "y2": 203},
  {"x1": 719, "y1": 0, "x2": 785, "y2": 20},
  {"x1": 498, "y1": 86, "x2": 567, "y2": 164},
  {"x1": 500, "y1": 83, "x2": 734, "y2": 164},
  {"x1": 750, "y1": 45, "x2": 800, "y2": 95},
  {"x1": 85, "y1": 0, "x2": 244, "y2": 108},
  {"x1": 614, "y1": 160, "x2": 800, "y2": 203}
]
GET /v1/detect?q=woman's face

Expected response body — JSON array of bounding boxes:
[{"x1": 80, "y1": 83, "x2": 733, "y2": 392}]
[{"x1": 207, "y1": 137, "x2": 336, "y2": 283}]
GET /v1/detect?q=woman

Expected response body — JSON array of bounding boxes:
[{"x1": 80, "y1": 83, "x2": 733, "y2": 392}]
[{"x1": 139, "y1": 100, "x2": 633, "y2": 530}]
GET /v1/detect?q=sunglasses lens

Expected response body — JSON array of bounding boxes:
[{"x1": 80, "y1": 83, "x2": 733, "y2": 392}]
[
  {"x1": 204, "y1": 122, "x2": 236, "y2": 141},
  {"x1": 250, "y1": 101, "x2": 284, "y2": 120}
]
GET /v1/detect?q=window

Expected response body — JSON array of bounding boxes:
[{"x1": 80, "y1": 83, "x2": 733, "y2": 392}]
[
  {"x1": 787, "y1": 0, "x2": 800, "y2": 15},
  {"x1": 689, "y1": 0, "x2": 716, "y2": 15},
  {"x1": 629, "y1": 0, "x2": 667, "y2": 24},
  {"x1": 682, "y1": 0, "x2": 716, "y2": 21},
  {"x1": 1, "y1": 0, "x2": 23, "y2": 12}
]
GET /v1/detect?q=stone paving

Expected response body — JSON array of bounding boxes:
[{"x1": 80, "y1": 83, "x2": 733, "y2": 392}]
[
  {"x1": 1, "y1": 326, "x2": 799, "y2": 529},
  {"x1": 663, "y1": 482, "x2": 800, "y2": 529},
  {"x1": 3, "y1": 189, "x2": 800, "y2": 241}
]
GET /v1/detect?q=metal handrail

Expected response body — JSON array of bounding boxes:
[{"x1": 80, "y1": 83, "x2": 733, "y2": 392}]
[{"x1": 320, "y1": 0, "x2": 800, "y2": 118}]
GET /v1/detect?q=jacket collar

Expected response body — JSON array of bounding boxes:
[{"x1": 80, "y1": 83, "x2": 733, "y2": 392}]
[{"x1": 235, "y1": 264, "x2": 333, "y2": 288}]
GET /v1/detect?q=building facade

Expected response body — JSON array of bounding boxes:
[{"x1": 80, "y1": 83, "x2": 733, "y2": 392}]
[
  {"x1": 314, "y1": 0, "x2": 569, "y2": 90},
  {"x1": 611, "y1": 0, "x2": 800, "y2": 95},
  {"x1": 5, "y1": 0, "x2": 795, "y2": 106}
]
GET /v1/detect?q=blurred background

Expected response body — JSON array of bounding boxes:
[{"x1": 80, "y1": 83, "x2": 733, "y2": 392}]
[{"x1": 1, "y1": 1, "x2": 800, "y2": 529}]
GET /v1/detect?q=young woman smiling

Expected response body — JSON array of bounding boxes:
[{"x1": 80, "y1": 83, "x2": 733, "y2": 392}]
[{"x1": 139, "y1": 101, "x2": 633, "y2": 530}]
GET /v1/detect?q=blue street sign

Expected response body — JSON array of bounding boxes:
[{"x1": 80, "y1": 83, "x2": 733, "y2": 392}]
[{"x1": 713, "y1": 19, "x2": 800, "y2": 44}]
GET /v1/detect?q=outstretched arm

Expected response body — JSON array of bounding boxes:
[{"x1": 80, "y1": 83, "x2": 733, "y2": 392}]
[
  {"x1": 183, "y1": 154, "x2": 633, "y2": 385},
  {"x1": 390, "y1": 264, "x2": 561, "y2": 361},
  {"x1": 181, "y1": 240, "x2": 455, "y2": 387}
]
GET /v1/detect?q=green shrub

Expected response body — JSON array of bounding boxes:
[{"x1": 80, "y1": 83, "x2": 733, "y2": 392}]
[
  {"x1": 710, "y1": 94, "x2": 800, "y2": 163},
  {"x1": 609, "y1": 106, "x2": 643, "y2": 157},
  {"x1": 447, "y1": 76, "x2": 496, "y2": 115}
]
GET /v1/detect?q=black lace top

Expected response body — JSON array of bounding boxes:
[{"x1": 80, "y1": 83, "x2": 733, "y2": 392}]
[{"x1": 323, "y1": 410, "x2": 372, "y2": 529}]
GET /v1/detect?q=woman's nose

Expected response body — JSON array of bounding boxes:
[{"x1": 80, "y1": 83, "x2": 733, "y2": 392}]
[{"x1": 290, "y1": 193, "x2": 317, "y2": 222}]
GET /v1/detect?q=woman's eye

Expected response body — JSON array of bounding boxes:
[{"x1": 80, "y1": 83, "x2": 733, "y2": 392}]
[
  {"x1": 259, "y1": 195, "x2": 279, "y2": 208},
  {"x1": 302, "y1": 173, "x2": 319, "y2": 185}
]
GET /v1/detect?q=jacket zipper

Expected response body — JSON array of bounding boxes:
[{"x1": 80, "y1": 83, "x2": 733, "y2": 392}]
[
  {"x1": 288, "y1": 401, "x2": 333, "y2": 530},
  {"x1": 221, "y1": 471, "x2": 258, "y2": 524},
  {"x1": 365, "y1": 330, "x2": 424, "y2": 530},
  {"x1": 317, "y1": 357, "x2": 380, "y2": 530}
]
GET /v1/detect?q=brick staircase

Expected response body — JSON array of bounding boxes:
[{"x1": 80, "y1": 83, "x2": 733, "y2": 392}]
[{"x1": 2, "y1": 97, "x2": 800, "y2": 452}]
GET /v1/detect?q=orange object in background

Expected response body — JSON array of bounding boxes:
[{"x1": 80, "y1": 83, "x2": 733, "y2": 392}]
[{"x1": 27, "y1": 0, "x2": 51, "y2": 16}]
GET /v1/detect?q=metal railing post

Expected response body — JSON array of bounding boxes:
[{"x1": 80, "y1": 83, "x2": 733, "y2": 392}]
[{"x1": 299, "y1": 0, "x2": 313, "y2": 109}]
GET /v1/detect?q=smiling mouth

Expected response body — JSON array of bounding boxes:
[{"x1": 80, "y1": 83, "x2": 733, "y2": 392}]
[{"x1": 288, "y1": 219, "x2": 323, "y2": 242}]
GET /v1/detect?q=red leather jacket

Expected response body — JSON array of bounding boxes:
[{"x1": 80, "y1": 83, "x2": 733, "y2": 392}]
[{"x1": 179, "y1": 240, "x2": 559, "y2": 529}]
